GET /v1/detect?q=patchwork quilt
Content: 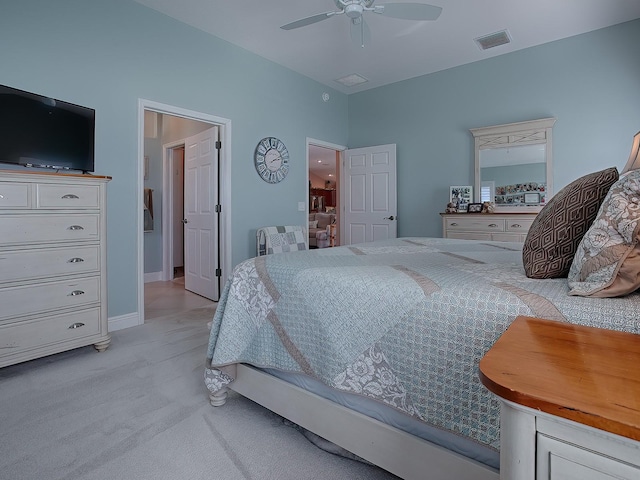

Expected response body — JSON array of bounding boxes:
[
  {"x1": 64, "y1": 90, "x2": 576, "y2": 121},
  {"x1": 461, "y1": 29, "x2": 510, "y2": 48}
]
[{"x1": 205, "y1": 237, "x2": 640, "y2": 454}]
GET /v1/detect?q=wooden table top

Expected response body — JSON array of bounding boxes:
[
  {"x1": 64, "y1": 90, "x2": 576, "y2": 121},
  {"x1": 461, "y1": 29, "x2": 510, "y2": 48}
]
[{"x1": 479, "y1": 316, "x2": 640, "y2": 441}]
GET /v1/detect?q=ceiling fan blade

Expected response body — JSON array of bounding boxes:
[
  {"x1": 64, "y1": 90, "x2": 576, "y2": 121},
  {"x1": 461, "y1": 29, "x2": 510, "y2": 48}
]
[
  {"x1": 280, "y1": 11, "x2": 336, "y2": 30},
  {"x1": 377, "y1": 3, "x2": 442, "y2": 21},
  {"x1": 350, "y1": 16, "x2": 371, "y2": 48}
]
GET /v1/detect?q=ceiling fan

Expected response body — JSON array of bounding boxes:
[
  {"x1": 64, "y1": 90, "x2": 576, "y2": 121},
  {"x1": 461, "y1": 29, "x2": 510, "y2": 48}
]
[{"x1": 280, "y1": 0, "x2": 442, "y2": 47}]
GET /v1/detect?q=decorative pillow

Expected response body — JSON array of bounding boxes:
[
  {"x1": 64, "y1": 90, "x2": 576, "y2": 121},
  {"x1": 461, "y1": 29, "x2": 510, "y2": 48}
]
[
  {"x1": 522, "y1": 167, "x2": 619, "y2": 279},
  {"x1": 308, "y1": 220, "x2": 318, "y2": 229},
  {"x1": 568, "y1": 169, "x2": 640, "y2": 297}
]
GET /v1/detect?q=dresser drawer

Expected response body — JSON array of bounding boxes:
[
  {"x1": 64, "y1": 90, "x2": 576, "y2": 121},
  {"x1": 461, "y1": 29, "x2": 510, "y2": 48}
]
[
  {"x1": 0, "y1": 308, "x2": 101, "y2": 355},
  {"x1": 537, "y1": 433, "x2": 640, "y2": 480},
  {"x1": 505, "y1": 218, "x2": 534, "y2": 233},
  {"x1": 445, "y1": 216, "x2": 505, "y2": 232},
  {"x1": 0, "y1": 246, "x2": 99, "y2": 284},
  {"x1": 0, "y1": 182, "x2": 30, "y2": 208},
  {"x1": 0, "y1": 214, "x2": 99, "y2": 245},
  {"x1": 37, "y1": 183, "x2": 100, "y2": 209},
  {"x1": 0, "y1": 276, "x2": 100, "y2": 321}
]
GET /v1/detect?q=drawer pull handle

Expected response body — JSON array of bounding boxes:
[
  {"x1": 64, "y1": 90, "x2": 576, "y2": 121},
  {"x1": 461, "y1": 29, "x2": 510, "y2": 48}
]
[
  {"x1": 62, "y1": 194, "x2": 80, "y2": 199},
  {"x1": 488, "y1": 223, "x2": 498, "y2": 228},
  {"x1": 68, "y1": 290, "x2": 85, "y2": 296},
  {"x1": 511, "y1": 224, "x2": 522, "y2": 228},
  {"x1": 68, "y1": 257, "x2": 85, "y2": 263},
  {"x1": 68, "y1": 225, "x2": 84, "y2": 231},
  {"x1": 450, "y1": 222, "x2": 458, "y2": 226},
  {"x1": 68, "y1": 322, "x2": 85, "y2": 329}
]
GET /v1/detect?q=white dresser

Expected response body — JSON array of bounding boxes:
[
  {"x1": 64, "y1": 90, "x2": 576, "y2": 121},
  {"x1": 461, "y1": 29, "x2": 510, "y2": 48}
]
[
  {"x1": 0, "y1": 170, "x2": 111, "y2": 368},
  {"x1": 441, "y1": 212, "x2": 537, "y2": 241}
]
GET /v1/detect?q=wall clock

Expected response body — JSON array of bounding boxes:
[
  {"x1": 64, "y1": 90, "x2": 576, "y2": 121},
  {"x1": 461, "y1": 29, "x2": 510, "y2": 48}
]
[{"x1": 254, "y1": 137, "x2": 290, "y2": 184}]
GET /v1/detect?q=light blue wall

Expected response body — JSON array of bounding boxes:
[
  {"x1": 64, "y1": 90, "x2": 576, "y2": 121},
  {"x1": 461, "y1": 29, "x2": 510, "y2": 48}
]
[
  {"x1": 0, "y1": 0, "x2": 348, "y2": 317},
  {"x1": 348, "y1": 19, "x2": 640, "y2": 238}
]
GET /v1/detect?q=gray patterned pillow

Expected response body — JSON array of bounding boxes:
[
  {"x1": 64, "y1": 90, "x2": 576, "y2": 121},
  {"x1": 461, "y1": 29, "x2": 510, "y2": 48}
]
[
  {"x1": 522, "y1": 167, "x2": 619, "y2": 279},
  {"x1": 568, "y1": 169, "x2": 640, "y2": 297}
]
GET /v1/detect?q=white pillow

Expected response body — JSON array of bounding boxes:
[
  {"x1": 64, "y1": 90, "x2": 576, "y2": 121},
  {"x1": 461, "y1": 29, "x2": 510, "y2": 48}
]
[{"x1": 308, "y1": 220, "x2": 318, "y2": 229}]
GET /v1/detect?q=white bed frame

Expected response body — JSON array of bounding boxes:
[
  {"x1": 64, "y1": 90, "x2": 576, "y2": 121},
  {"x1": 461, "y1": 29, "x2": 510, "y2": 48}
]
[{"x1": 209, "y1": 364, "x2": 499, "y2": 480}]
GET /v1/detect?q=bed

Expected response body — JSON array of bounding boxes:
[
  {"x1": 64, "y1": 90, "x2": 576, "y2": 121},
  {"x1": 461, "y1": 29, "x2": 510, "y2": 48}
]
[{"x1": 204, "y1": 229, "x2": 640, "y2": 479}]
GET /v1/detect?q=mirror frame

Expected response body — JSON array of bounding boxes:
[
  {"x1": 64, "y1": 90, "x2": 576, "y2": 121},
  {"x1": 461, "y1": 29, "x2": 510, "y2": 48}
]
[{"x1": 471, "y1": 117, "x2": 556, "y2": 213}]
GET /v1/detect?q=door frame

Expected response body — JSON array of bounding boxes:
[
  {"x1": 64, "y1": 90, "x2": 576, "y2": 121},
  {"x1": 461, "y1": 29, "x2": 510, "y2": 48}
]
[
  {"x1": 306, "y1": 137, "x2": 346, "y2": 242},
  {"x1": 138, "y1": 99, "x2": 232, "y2": 324},
  {"x1": 162, "y1": 140, "x2": 186, "y2": 282}
]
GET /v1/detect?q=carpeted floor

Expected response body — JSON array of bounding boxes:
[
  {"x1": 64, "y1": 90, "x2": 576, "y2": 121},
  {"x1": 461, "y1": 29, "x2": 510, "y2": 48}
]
[{"x1": 0, "y1": 306, "x2": 398, "y2": 480}]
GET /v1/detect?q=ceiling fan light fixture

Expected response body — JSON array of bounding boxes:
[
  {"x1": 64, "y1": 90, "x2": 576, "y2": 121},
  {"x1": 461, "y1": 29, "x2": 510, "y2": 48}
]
[
  {"x1": 345, "y1": 3, "x2": 364, "y2": 18},
  {"x1": 335, "y1": 73, "x2": 369, "y2": 87},
  {"x1": 475, "y1": 30, "x2": 511, "y2": 51}
]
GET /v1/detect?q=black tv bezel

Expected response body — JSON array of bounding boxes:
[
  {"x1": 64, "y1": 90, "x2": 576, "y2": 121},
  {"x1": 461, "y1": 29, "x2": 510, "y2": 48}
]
[{"x1": 0, "y1": 84, "x2": 96, "y2": 173}]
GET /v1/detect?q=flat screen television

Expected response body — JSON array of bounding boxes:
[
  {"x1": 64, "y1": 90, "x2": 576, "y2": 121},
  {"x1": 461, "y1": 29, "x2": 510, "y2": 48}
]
[{"x1": 0, "y1": 84, "x2": 95, "y2": 173}]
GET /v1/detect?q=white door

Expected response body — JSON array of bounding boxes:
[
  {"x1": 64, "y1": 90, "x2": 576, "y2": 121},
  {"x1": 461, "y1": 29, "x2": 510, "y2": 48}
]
[
  {"x1": 342, "y1": 144, "x2": 397, "y2": 245},
  {"x1": 184, "y1": 127, "x2": 219, "y2": 300}
]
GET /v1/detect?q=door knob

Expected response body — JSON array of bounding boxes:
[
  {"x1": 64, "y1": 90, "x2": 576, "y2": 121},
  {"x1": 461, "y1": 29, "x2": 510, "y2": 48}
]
[
  {"x1": 181, "y1": 218, "x2": 188, "y2": 224},
  {"x1": 384, "y1": 215, "x2": 396, "y2": 221}
]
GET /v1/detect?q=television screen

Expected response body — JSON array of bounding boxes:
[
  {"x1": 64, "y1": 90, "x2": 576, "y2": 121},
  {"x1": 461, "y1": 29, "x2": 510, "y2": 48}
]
[{"x1": 0, "y1": 84, "x2": 95, "y2": 172}]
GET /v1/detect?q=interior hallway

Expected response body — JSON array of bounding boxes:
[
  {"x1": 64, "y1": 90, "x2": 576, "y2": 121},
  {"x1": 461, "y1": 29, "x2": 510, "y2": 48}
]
[{"x1": 144, "y1": 273, "x2": 216, "y2": 321}]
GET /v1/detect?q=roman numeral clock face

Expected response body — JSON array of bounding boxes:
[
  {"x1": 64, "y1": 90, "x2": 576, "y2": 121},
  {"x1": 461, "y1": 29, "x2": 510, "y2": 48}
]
[{"x1": 254, "y1": 137, "x2": 290, "y2": 184}]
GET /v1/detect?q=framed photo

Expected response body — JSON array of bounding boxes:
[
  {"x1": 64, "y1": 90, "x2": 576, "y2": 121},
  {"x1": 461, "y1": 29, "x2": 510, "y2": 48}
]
[
  {"x1": 449, "y1": 185, "x2": 473, "y2": 212},
  {"x1": 467, "y1": 202, "x2": 483, "y2": 213},
  {"x1": 524, "y1": 192, "x2": 541, "y2": 204}
]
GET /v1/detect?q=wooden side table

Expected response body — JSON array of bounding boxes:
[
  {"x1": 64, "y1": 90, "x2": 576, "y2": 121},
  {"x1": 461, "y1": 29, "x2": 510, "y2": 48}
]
[{"x1": 479, "y1": 316, "x2": 640, "y2": 479}]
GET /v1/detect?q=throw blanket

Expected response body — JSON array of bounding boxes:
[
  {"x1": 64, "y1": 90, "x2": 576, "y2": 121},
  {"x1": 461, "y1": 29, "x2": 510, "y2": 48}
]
[{"x1": 205, "y1": 237, "x2": 640, "y2": 453}]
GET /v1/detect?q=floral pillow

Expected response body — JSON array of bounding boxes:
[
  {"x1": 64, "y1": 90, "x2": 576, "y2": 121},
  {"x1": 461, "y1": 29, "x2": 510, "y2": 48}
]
[
  {"x1": 309, "y1": 220, "x2": 318, "y2": 229},
  {"x1": 568, "y1": 169, "x2": 640, "y2": 297}
]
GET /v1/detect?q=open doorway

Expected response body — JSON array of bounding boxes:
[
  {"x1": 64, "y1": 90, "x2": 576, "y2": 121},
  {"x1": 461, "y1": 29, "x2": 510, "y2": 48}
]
[
  {"x1": 308, "y1": 142, "x2": 343, "y2": 248},
  {"x1": 137, "y1": 100, "x2": 232, "y2": 326}
]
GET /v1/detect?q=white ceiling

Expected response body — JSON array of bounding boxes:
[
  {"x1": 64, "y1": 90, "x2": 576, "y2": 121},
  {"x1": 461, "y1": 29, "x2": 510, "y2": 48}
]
[
  {"x1": 133, "y1": 0, "x2": 640, "y2": 94},
  {"x1": 309, "y1": 144, "x2": 338, "y2": 180}
]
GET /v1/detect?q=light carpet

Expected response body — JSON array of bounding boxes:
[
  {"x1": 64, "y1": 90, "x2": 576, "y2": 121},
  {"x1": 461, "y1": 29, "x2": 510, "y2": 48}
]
[{"x1": 0, "y1": 306, "x2": 397, "y2": 480}]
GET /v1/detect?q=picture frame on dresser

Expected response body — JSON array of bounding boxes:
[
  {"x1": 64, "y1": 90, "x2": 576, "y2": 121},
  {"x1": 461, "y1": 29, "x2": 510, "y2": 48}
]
[
  {"x1": 449, "y1": 185, "x2": 473, "y2": 213},
  {"x1": 467, "y1": 203, "x2": 483, "y2": 213}
]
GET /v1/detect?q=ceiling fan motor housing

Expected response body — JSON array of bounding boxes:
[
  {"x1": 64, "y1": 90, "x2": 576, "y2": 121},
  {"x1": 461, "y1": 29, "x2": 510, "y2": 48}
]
[
  {"x1": 336, "y1": 0, "x2": 376, "y2": 18},
  {"x1": 345, "y1": 4, "x2": 364, "y2": 18}
]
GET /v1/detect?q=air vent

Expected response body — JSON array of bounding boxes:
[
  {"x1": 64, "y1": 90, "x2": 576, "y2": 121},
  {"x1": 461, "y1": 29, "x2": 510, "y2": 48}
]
[
  {"x1": 475, "y1": 30, "x2": 511, "y2": 50},
  {"x1": 335, "y1": 73, "x2": 369, "y2": 87}
]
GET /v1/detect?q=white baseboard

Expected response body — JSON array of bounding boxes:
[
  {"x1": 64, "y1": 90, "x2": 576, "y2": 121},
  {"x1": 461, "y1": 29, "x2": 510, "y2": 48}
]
[
  {"x1": 144, "y1": 271, "x2": 163, "y2": 283},
  {"x1": 108, "y1": 312, "x2": 142, "y2": 331}
]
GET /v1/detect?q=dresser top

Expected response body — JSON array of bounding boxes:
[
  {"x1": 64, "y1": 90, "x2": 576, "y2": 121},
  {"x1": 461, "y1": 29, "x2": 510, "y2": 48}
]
[
  {"x1": 479, "y1": 316, "x2": 640, "y2": 441},
  {"x1": 0, "y1": 169, "x2": 111, "y2": 181}
]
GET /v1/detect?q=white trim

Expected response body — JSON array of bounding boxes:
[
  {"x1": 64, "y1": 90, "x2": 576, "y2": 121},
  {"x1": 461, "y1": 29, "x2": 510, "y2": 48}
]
[
  {"x1": 144, "y1": 271, "x2": 163, "y2": 283},
  {"x1": 138, "y1": 99, "x2": 232, "y2": 326},
  {"x1": 162, "y1": 139, "x2": 186, "y2": 282},
  {"x1": 108, "y1": 312, "x2": 141, "y2": 332}
]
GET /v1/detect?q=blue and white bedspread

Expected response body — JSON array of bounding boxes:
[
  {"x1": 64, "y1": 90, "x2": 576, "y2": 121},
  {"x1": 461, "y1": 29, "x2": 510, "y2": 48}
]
[{"x1": 205, "y1": 237, "x2": 640, "y2": 453}]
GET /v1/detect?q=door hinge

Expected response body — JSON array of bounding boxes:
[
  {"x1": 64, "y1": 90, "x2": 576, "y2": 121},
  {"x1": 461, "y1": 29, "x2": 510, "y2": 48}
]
[
  {"x1": 215, "y1": 204, "x2": 222, "y2": 213},
  {"x1": 215, "y1": 268, "x2": 222, "y2": 277},
  {"x1": 215, "y1": 140, "x2": 222, "y2": 150}
]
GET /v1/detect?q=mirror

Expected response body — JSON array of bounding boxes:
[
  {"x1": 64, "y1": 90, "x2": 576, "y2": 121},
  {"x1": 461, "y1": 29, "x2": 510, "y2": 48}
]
[{"x1": 471, "y1": 118, "x2": 556, "y2": 212}]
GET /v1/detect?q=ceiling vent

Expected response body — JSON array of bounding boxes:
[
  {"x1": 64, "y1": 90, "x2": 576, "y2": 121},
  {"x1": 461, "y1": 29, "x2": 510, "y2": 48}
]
[
  {"x1": 335, "y1": 73, "x2": 369, "y2": 87},
  {"x1": 475, "y1": 30, "x2": 511, "y2": 50}
]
